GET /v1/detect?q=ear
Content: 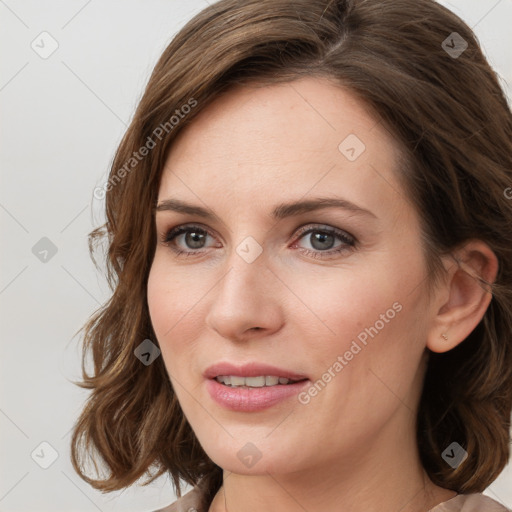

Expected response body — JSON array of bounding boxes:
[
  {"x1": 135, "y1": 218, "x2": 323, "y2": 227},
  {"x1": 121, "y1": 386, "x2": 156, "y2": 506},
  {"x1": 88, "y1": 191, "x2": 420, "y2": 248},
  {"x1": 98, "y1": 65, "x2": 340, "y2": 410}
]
[{"x1": 426, "y1": 240, "x2": 498, "y2": 354}]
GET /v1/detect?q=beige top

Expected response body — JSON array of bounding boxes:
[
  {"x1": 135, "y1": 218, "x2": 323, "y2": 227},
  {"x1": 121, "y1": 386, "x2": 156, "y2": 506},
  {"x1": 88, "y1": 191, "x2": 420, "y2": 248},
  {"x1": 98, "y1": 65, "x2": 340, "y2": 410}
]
[{"x1": 155, "y1": 484, "x2": 511, "y2": 512}]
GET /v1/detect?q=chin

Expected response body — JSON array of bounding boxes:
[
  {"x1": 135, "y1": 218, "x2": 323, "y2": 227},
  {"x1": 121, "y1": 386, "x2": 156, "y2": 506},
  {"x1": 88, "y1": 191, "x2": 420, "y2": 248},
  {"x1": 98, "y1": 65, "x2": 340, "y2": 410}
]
[{"x1": 200, "y1": 438, "x2": 296, "y2": 476}]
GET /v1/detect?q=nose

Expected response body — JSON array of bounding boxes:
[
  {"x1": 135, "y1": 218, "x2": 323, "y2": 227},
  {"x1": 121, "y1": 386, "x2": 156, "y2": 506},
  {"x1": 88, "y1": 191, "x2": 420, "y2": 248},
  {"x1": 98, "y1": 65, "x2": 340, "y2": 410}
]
[{"x1": 205, "y1": 252, "x2": 284, "y2": 342}]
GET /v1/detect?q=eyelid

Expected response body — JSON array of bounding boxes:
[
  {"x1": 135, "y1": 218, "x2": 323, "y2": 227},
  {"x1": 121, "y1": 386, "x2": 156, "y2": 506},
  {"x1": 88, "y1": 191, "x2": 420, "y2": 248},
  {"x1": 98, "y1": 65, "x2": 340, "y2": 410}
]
[
  {"x1": 292, "y1": 223, "x2": 355, "y2": 243},
  {"x1": 161, "y1": 223, "x2": 219, "y2": 246}
]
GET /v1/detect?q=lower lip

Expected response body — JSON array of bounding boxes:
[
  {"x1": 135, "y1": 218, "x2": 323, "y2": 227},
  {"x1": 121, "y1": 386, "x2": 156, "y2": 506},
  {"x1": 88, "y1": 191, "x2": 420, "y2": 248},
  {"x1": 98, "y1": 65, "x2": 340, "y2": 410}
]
[{"x1": 206, "y1": 378, "x2": 310, "y2": 412}]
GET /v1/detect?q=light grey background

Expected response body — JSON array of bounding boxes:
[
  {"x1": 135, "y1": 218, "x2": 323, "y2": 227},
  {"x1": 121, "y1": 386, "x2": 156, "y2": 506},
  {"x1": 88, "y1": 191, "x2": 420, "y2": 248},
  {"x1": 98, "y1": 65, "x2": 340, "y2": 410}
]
[{"x1": 1, "y1": 1, "x2": 511, "y2": 511}]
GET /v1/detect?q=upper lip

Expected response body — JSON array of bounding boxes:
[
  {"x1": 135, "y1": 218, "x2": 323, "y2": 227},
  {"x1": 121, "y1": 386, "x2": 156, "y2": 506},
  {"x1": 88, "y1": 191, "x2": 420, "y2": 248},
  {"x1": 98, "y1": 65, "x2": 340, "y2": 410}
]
[{"x1": 204, "y1": 362, "x2": 309, "y2": 381}]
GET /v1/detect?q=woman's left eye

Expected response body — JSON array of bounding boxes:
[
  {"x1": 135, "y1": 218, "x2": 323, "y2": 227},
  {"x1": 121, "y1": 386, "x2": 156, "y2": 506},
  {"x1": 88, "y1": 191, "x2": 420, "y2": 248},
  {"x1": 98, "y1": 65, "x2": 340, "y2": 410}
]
[
  {"x1": 160, "y1": 223, "x2": 356, "y2": 259},
  {"x1": 292, "y1": 225, "x2": 356, "y2": 259}
]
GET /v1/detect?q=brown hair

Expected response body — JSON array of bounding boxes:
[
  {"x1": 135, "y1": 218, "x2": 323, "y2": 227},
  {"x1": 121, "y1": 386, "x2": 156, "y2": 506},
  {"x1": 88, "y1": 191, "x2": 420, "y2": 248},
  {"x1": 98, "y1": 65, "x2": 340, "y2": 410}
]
[{"x1": 70, "y1": 0, "x2": 512, "y2": 506}]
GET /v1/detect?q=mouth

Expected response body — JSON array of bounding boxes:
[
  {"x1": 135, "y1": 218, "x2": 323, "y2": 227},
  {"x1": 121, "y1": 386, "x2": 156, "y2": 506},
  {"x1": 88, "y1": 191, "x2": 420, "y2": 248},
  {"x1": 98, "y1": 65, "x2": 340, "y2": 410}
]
[
  {"x1": 206, "y1": 373, "x2": 311, "y2": 411},
  {"x1": 204, "y1": 362, "x2": 310, "y2": 410},
  {"x1": 213, "y1": 375, "x2": 308, "y2": 388}
]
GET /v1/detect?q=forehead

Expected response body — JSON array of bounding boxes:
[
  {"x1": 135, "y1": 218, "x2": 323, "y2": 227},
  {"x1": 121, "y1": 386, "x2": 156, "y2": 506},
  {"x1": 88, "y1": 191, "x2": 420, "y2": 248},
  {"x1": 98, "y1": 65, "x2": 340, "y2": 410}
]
[{"x1": 159, "y1": 77, "x2": 409, "y2": 221}]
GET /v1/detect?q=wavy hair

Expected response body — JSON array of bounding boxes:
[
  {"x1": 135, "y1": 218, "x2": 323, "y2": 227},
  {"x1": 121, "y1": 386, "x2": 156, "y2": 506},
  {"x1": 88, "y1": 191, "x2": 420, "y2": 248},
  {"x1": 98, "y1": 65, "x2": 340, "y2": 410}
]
[{"x1": 70, "y1": 0, "x2": 512, "y2": 507}]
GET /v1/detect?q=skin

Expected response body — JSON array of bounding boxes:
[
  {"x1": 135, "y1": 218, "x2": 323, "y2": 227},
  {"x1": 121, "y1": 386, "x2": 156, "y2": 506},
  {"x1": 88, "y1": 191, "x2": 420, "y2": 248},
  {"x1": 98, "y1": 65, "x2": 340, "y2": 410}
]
[{"x1": 147, "y1": 77, "x2": 498, "y2": 512}]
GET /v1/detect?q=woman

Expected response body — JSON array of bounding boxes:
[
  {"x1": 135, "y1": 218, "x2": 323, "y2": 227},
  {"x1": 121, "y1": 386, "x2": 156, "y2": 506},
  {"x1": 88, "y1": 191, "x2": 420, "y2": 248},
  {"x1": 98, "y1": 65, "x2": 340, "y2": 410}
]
[{"x1": 70, "y1": 0, "x2": 512, "y2": 511}]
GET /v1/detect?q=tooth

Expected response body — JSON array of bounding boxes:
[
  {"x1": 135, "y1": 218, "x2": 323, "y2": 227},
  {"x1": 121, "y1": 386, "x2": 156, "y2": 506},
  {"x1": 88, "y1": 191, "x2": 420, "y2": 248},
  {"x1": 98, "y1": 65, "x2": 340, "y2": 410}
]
[
  {"x1": 230, "y1": 376, "x2": 246, "y2": 386},
  {"x1": 215, "y1": 375, "x2": 299, "y2": 387},
  {"x1": 245, "y1": 376, "x2": 266, "y2": 387}
]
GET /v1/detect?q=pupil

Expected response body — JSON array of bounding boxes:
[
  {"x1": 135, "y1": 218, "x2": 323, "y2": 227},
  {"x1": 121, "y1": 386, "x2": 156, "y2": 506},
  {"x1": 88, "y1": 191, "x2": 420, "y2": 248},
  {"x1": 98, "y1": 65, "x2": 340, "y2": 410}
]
[
  {"x1": 311, "y1": 232, "x2": 334, "y2": 250},
  {"x1": 186, "y1": 231, "x2": 205, "y2": 249}
]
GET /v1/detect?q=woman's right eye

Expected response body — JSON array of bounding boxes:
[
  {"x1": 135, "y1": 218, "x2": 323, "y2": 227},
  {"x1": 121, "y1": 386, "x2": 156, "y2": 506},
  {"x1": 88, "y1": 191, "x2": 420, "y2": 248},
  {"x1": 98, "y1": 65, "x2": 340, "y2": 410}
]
[{"x1": 160, "y1": 224, "x2": 217, "y2": 257}]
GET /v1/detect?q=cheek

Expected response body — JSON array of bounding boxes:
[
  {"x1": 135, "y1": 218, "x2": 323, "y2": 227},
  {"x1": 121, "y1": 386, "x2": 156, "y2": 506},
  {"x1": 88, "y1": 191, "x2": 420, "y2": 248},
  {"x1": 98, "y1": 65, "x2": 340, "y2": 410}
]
[
  {"x1": 147, "y1": 254, "x2": 196, "y2": 336},
  {"x1": 146, "y1": 256, "x2": 207, "y2": 377},
  {"x1": 147, "y1": 258, "x2": 185, "y2": 362},
  {"x1": 286, "y1": 264, "x2": 400, "y2": 343},
  {"x1": 290, "y1": 254, "x2": 428, "y2": 387},
  {"x1": 294, "y1": 278, "x2": 427, "y2": 442},
  {"x1": 147, "y1": 260, "x2": 170, "y2": 338}
]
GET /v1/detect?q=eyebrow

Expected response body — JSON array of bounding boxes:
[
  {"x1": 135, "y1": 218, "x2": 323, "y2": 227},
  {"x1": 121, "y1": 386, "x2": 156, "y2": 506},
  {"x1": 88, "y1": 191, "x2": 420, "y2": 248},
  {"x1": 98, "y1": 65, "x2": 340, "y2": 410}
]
[{"x1": 155, "y1": 197, "x2": 377, "y2": 221}]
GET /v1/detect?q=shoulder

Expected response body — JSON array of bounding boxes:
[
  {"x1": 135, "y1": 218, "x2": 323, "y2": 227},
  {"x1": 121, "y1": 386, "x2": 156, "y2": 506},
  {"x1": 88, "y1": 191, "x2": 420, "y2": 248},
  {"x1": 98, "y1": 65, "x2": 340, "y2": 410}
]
[
  {"x1": 432, "y1": 493, "x2": 511, "y2": 512},
  {"x1": 153, "y1": 483, "x2": 207, "y2": 512}
]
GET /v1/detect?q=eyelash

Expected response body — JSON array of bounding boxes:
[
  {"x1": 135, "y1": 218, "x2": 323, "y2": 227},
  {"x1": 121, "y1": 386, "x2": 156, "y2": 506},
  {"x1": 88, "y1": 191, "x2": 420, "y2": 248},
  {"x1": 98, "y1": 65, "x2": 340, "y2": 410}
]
[{"x1": 159, "y1": 223, "x2": 356, "y2": 260}]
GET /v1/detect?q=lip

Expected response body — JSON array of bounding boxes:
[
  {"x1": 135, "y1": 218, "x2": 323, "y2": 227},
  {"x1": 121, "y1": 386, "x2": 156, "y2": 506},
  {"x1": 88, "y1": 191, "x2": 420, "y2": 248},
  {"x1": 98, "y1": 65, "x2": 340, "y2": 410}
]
[
  {"x1": 204, "y1": 361, "x2": 310, "y2": 412},
  {"x1": 203, "y1": 361, "x2": 309, "y2": 381},
  {"x1": 206, "y1": 378, "x2": 310, "y2": 412}
]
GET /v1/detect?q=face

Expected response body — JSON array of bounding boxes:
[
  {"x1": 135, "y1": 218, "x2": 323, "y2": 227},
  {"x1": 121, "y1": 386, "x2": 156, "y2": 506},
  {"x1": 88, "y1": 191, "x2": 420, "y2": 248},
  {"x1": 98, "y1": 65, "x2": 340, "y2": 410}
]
[{"x1": 147, "y1": 77, "x2": 436, "y2": 477}]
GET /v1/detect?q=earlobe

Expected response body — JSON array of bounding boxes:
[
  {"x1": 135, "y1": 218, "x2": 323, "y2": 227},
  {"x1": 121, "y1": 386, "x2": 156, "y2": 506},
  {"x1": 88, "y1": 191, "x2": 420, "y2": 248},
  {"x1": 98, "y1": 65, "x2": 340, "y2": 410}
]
[{"x1": 426, "y1": 240, "x2": 498, "y2": 354}]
